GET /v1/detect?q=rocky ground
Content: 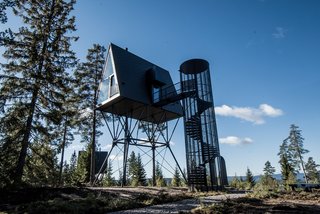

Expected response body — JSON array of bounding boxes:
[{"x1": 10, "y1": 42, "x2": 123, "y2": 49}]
[
  {"x1": 110, "y1": 193, "x2": 245, "y2": 214},
  {"x1": 0, "y1": 187, "x2": 191, "y2": 213},
  {"x1": 1, "y1": 187, "x2": 320, "y2": 213},
  {"x1": 192, "y1": 190, "x2": 320, "y2": 213}
]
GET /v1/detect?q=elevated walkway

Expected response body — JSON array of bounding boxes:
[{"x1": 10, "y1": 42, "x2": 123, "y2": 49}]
[{"x1": 153, "y1": 81, "x2": 196, "y2": 107}]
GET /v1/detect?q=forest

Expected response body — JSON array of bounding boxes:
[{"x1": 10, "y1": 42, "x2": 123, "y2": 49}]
[{"x1": 0, "y1": 0, "x2": 186, "y2": 189}]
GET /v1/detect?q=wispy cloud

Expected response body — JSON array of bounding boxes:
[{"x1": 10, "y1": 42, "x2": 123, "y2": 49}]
[
  {"x1": 272, "y1": 27, "x2": 287, "y2": 39},
  {"x1": 220, "y1": 136, "x2": 253, "y2": 145},
  {"x1": 215, "y1": 104, "x2": 283, "y2": 124}
]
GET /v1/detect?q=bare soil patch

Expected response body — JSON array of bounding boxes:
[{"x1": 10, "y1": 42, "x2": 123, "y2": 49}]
[
  {"x1": 0, "y1": 186, "x2": 191, "y2": 213},
  {"x1": 192, "y1": 191, "x2": 320, "y2": 213}
]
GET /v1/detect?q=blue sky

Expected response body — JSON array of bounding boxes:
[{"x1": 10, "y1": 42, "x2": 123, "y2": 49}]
[{"x1": 2, "y1": 0, "x2": 320, "y2": 177}]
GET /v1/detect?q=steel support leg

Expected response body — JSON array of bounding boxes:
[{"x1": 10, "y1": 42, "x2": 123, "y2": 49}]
[{"x1": 122, "y1": 116, "x2": 129, "y2": 187}]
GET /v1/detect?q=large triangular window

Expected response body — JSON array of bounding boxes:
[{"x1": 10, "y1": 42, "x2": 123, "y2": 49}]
[{"x1": 97, "y1": 49, "x2": 118, "y2": 105}]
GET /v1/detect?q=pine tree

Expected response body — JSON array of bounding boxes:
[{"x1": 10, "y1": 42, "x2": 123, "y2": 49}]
[
  {"x1": 305, "y1": 157, "x2": 320, "y2": 184},
  {"x1": 171, "y1": 166, "x2": 182, "y2": 187},
  {"x1": 0, "y1": 0, "x2": 78, "y2": 186},
  {"x1": 245, "y1": 167, "x2": 255, "y2": 189},
  {"x1": 74, "y1": 44, "x2": 106, "y2": 184},
  {"x1": 286, "y1": 124, "x2": 309, "y2": 183}
]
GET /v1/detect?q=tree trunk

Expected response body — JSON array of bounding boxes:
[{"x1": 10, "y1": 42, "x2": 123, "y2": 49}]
[
  {"x1": 13, "y1": 0, "x2": 56, "y2": 185},
  {"x1": 90, "y1": 107, "x2": 96, "y2": 184},
  {"x1": 299, "y1": 155, "x2": 308, "y2": 183},
  {"x1": 293, "y1": 132, "x2": 308, "y2": 184},
  {"x1": 152, "y1": 144, "x2": 156, "y2": 186},
  {"x1": 13, "y1": 87, "x2": 39, "y2": 185},
  {"x1": 59, "y1": 120, "x2": 68, "y2": 186}
]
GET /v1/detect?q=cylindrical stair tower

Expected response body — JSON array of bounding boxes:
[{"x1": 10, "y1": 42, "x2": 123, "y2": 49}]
[{"x1": 180, "y1": 59, "x2": 227, "y2": 191}]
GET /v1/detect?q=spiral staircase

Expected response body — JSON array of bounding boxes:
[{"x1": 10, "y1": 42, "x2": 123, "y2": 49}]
[{"x1": 153, "y1": 80, "x2": 220, "y2": 187}]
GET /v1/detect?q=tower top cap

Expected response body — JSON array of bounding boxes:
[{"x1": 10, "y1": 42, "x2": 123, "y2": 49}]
[{"x1": 180, "y1": 59, "x2": 209, "y2": 74}]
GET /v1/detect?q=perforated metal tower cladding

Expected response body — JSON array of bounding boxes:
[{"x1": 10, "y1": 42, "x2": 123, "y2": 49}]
[{"x1": 180, "y1": 59, "x2": 228, "y2": 191}]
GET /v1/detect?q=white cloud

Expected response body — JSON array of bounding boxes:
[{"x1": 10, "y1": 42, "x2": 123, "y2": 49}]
[
  {"x1": 220, "y1": 136, "x2": 253, "y2": 145},
  {"x1": 109, "y1": 155, "x2": 123, "y2": 161},
  {"x1": 259, "y1": 104, "x2": 283, "y2": 117},
  {"x1": 272, "y1": 27, "x2": 287, "y2": 39},
  {"x1": 100, "y1": 144, "x2": 112, "y2": 151},
  {"x1": 69, "y1": 144, "x2": 84, "y2": 150},
  {"x1": 215, "y1": 104, "x2": 283, "y2": 124}
]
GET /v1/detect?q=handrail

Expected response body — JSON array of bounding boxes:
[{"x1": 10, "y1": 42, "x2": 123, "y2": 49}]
[{"x1": 153, "y1": 80, "x2": 211, "y2": 104}]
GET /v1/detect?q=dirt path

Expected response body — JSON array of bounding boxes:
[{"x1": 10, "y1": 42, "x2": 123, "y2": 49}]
[{"x1": 109, "y1": 193, "x2": 246, "y2": 214}]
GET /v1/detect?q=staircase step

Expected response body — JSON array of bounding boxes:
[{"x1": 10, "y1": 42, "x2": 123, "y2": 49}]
[{"x1": 189, "y1": 167, "x2": 206, "y2": 185}]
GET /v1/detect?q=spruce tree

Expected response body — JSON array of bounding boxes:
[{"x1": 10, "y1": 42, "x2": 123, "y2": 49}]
[
  {"x1": 0, "y1": 0, "x2": 15, "y2": 23},
  {"x1": 0, "y1": 0, "x2": 78, "y2": 185},
  {"x1": 74, "y1": 44, "x2": 106, "y2": 184},
  {"x1": 230, "y1": 174, "x2": 240, "y2": 189},
  {"x1": 280, "y1": 155, "x2": 296, "y2": 189},
  {"x1": 263, "y1": 161, "x2": 275, "y2": 177},
  {"x1": 24, "y1": 140, "x2": 59, "y2": 186},
  {"x1": 155, "y1": 161, "x2": 166, "y2": 187},
  {"x1": 127, "y1": 151, "x2": 137, "y2": 185},
  {"x1": 135, "y1": 153, "x2": 147, "y2": 186},
  {"x1": 245, "y1": 167, "x2": 255, "y2": 189},
  {"x1": 127, "y1": 151, "x2": 147, "y2": 186},
  {"x1": 73, "y1": 147, "x2": 90, "y2": 185},
  {"x1": 103, "y1": 162, "x2": 116, "y2": 187},
  {"x1": 182, "y1": 168, "x2": 188, "y2": 187},
  {"x1": 0, "y1": 0, "x2": 15, "y2": 44},
  {"x1": 57, "y1": 86, "x2": 79, "y2": 186},
  {"x1": 63, "y1": 150, "x2": 77, "y2": 185},
  {"x1": 117, "y1": 170, "x2": 123, "y2": 186},
  {"x1": 62, "y1": 161, "x2": 71, "y2": 185},
  {"x1": 261, "y1": 161, "x2": 277, "y2": 190},
  {"x1": 171, "y1": 166, "x2": 182, "y2": 187}
]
